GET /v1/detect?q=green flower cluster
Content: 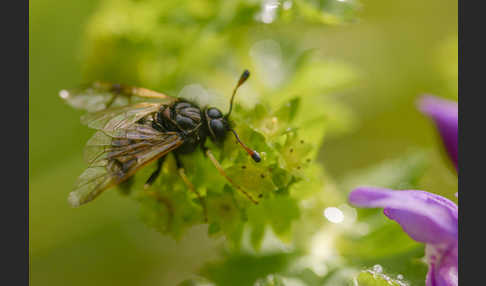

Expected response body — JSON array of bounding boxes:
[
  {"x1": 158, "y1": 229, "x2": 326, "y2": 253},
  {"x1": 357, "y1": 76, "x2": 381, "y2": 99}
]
[
  {"x1": 82, "y1": 0, "x2": 358, "y2": 247},
  {"x1": 118, "y1": 56, "x2": 355, "y2": 247}
]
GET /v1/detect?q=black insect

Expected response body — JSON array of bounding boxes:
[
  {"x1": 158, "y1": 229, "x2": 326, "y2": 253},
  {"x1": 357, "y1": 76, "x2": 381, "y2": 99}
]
[{"x1": 60, "y1": 70, "x2": 261, "y2": 212}]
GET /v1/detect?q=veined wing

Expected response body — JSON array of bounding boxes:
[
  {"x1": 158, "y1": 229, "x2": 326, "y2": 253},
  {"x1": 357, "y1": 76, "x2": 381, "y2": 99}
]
[
  {"x1": 59, "y1": 81, "x2": 175, "y2": 112},
  {"x1": 80, "y1": 102, "x2": 162, "y2": 133},
  {"x1": 68, "y1": 129, "x2": 183, "y2": 207},
  {"x1": 83, "y1": 126, "x2": 174, "y2": 165}
]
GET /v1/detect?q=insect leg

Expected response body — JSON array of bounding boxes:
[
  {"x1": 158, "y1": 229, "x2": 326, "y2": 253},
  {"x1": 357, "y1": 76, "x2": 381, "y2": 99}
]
[
  {"x1": 144, "y1": 156, "x2": 166, "y2": 189},
  {"x1": 103, "y1": 83, "x2": 125, "y2": 109},
  {"x1": 174, "y1": 154, "x2": 208, "y2": 222},
  {"x1": 104, "y1": 94, "x2": 119, "y2": 109},
  {"x1": 204, "y1": 148, "x2": 259, "y2": 204}
]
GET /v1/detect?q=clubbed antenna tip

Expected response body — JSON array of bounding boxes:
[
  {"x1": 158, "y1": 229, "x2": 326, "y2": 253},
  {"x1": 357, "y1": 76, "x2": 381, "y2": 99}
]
[
  {"x1": 227, "y1": 69, "x2": 250, "y2": 118},
  {"x1": 230, "y1": 128, "x2": 261, "y2": 163},
  {"x1": 239, "y1": 70, "x2": 250, "y2": 85}
]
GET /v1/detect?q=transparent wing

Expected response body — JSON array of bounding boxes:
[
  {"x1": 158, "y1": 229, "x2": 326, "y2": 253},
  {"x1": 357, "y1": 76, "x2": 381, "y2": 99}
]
[
  {"x1": 83, "y1": 128, "x2": 177, "y2": 165},
  {"x1": 59, "y1": 81, "x2": 175, "y2": 112},
  {"x1": 80, "y1": 102, "x2": 162, "y2": 132},
  {"x1": 68, "y1": 130, "x2": 183, "y2": 207}
]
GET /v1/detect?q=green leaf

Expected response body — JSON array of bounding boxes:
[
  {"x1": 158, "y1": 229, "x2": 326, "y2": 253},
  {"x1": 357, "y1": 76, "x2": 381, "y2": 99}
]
[
  {"x1": 247, "y1": 196, "x2": 300, "y2": 249},
  {"x1": 276, "y1": 132, "x2": 313, "y2": 177},
  {"x1": 338, "y1": 219, "x2": 423, "y2": 260},
  {"x1": 274, "y1": 98, "x2": 300, "y2": 124},
  {"x1": 206, "y1": 187, "x2": 245, "y2": 244}
]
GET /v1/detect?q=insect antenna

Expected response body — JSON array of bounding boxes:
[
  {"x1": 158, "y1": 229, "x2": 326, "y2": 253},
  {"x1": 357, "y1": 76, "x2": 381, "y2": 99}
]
[
  {"x1": 226, "y1": 69, "x2": 250, "y2": 118},
  {"x1": 225, "y1": 70, "x2": 260, "y2": 162},
  {"x1": 230, "y1": 128, "x2": 261, "y2": 163}
]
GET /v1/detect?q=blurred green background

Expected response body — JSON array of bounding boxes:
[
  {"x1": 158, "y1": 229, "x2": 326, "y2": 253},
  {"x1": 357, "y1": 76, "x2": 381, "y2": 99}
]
[{"x1": 29, "y1": 0, "x2": 457, "y2": 285}]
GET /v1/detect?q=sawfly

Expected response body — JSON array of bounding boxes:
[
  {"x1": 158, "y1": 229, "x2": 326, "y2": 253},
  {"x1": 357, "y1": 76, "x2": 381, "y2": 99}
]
[{"x1": 60, "y1": 70, "x2": 261, "y2": 214}]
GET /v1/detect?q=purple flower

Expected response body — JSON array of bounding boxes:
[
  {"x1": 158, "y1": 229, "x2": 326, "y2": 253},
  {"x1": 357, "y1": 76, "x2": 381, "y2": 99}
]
[
  {"x1": 418, "y1": 95, "x2": 458, "y2": 170},
  {"x1": 349, "y1": 186, "x2": 458, "y2": 286}
]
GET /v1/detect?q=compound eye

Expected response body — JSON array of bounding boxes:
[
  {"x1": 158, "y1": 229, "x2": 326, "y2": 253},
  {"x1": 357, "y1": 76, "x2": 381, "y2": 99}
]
[
  {"x1": 207, "y1": 108, "x2": 223, "y2": 119},
  {"x1": 209, "y1": 119, "x2": 226, "y2": 138}
]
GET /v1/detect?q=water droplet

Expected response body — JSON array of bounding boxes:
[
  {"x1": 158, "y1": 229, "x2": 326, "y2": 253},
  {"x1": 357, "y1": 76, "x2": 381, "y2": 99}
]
[
  {"x1": 372, "y1": 264, "x2": 383, "y2": 274},
  {"x1": 323, "y1": 207, "x2": 344, "y2": 223},
  {"x1": 59, "y1": 90, "x2": 69, "y2": 99}
]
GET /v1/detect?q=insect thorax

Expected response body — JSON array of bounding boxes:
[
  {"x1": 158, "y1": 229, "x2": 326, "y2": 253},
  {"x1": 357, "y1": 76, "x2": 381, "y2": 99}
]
[{"x1": 155, "y1": 100, "x2": 208, "y2": 153}]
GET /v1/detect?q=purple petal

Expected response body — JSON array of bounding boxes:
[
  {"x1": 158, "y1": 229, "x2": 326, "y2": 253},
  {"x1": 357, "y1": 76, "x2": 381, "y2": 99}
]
[
  {"x1": 425, "y1": 244, "x2": 458, "y2": 286},
  {"x1": 349, "y1": 187, "x2": 457, "y2": 244},
  {"x1": 418, "y1": 95, "x2": 458, "y2": 170}
]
